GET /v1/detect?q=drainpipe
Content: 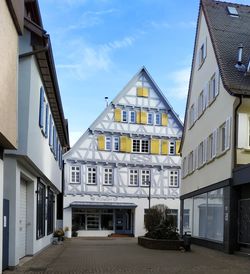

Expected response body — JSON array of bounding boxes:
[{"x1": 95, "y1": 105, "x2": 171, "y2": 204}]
[{"x1": 234, "y1": 95, "x2": 243, "y2": 168}]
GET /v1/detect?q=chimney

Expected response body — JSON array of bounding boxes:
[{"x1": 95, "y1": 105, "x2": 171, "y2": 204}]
[
  {"x1": 237, "y1": 43, "x2": 243, "y2": 65},
  {"x1": 105, "y1": 96, "x2": 109, "y2": 107},
  {"x1": 235, "y1": 43, "x2": 246, "y2": 72}
]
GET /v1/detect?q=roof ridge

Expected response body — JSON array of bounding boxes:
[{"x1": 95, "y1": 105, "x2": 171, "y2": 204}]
[
  {"x1": 216, "y1": 0, "x2": 250, "y2": 8},
  {"x1": 202, "y1": 0, "x2": 250, "y2": 8}
]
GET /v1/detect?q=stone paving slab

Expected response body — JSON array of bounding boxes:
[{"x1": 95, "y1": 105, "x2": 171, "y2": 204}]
[{"x1": 4, "y1": 237, "x2": 250, "y2": 274}]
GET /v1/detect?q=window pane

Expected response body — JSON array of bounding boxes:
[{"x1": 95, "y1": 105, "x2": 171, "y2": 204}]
[
  {"x1": 207, "y1": 189, "x2": 224, "y2": 242},
  {"x1": 193, "y1": 193, "x2": 207, "y2": 238},
  {"x1": 101, "y1": 214, "x2": 113, "y2": 230},
  {"x1": 183, "y1": 198, "x2": 193, "y2": 234}
]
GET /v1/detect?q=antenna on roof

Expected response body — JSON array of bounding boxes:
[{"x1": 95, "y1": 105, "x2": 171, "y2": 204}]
[
  {"x1": 235, "y1": 43, "x2": 246, "y2": 72},
  {"x1": 105, "y1": 96, "x2": 109, "y2": 107}
]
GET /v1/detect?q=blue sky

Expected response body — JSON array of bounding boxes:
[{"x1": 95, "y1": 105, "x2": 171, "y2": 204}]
[{"x1": 39, "y1": 0, "x2": 250, "y2": 145}]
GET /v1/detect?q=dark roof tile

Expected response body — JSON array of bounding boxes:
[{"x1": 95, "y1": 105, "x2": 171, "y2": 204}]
[{"x1": 202, "y1": 0, "x2": 250, "y2": 95}]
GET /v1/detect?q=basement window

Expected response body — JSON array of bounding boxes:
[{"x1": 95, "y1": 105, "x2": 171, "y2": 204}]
[{"x1": 227, "y1": 6, "x2": 239, "y2": 17}]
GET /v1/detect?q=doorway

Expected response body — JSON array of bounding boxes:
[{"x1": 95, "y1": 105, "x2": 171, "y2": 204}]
[
  {"x1": 238, "y1": 199, "x2": 250, "y2": 246},
  {"x1": 115, "y1": 209, "x2": 132, "y2": 234}
]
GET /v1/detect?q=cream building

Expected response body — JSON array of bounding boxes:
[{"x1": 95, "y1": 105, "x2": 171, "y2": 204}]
[
  {"x1": 181, "y1": 0, "x2": 250, "y2": 253},
  {"x1": 0, "y1": 0, "x2": 24, "y2": 271},
  {"x1": 63, "y1": 67, "x2": 183, "y2": 237}
]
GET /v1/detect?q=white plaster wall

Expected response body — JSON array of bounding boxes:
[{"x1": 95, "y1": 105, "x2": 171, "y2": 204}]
[
  {"x1": 4, "y1": 157, "x2": 57, "y2": 267},
  {"x1": 181, "y1": 10, "x2": 235, "y2": 196},
  {"x1": 63, "y1": 195, "x2": 180, "y2": 237},
  {"x1": 12, "y1": 30, "x2": 62, "y2": 191}
]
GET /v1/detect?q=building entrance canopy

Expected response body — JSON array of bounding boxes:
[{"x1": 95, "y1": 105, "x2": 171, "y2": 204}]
[{"x1": 69, "y1": 201, "x2": 137, "y2": 209}]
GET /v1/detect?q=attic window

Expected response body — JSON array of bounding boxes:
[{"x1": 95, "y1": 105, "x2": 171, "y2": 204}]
[{"x1": 227, "y1": 6, "x2": 239, "y2": 17}]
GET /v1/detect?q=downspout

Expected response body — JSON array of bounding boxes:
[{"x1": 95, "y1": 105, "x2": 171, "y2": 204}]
[{"x1": 234, "y1": 95, "x2": 243, "y2": 168}]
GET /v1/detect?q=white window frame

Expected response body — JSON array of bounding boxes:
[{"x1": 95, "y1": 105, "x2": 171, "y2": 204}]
[
  {"x1": 198, "y1": 142, "x2": 204, "y2": 168},
  {"x1": 122, "y1": 110, "x2": 128, "y2": 122},
  {"x1": 199, "y1": 39, "x2": 206, "y2": 67},
  {"x1": 188, "y1": 152, "x2": 194, "y2": 174},
  {"x1": 147, "y1": 112, "x2": 154, "y2": 125},
  {"x1": 169, "y1": 170, "x2": 179, "y2": 188},
  {"x1": 220, "y1": 122, "x2": 227, "y2": 152},
  {"x1": 141, "y1": 170, "x2": 150, "y2": 186},
  {"x1": 129, "y1": 169, "x2": 138, "y2": 186},
  {"x1": 113, "y1": 136, "x2": 119, "y2": 151},
  {"x1": 70, "y1": 166, "x2": 80, "y2": 184},
  {"x1": 189, "y1": 104, "x2": 195, "y2": 128},
  {"x1": 87, "y1": 166, "x2": 97, "y2": 185},
  {"x1": 129, "y1": 111, "x2": 136, "y2": 123},
  {"x1": 198, "y1": 90, "x2": 205, "y2": 117},
  {"x1": 155, "y1": 113, "x2": 161, "y2": 126},
  {"x1": 103, "y1": 168, "x2": 113, "y2": 186},
  {"x1": 132, "y1": 139, "x2": 149, "y2": 153},
  {"x1": 105, "y1": 136, "x2": 112, "y2": 150},
  {"x1": 169, "y1": 141, "x2": 175, "y2": 155}
]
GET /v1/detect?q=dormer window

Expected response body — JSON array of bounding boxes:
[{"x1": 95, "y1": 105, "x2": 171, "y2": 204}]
[{"x1": 227, "y1": 6, "x2": 239, "y2": 17}]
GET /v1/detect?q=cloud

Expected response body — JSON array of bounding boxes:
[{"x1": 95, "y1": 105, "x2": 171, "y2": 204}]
[
  {"x1": 167, "y1": 67, "x2": 191, "y2": 99},
  {"x1": 150, "y1": 20, "x2": 196, "y2": 30},
  {"x1": 57, "y1": 35, "x2": 135, "y2": 80},
  {"x1": 66, "y1": 9, "x2": 118, "y2": 30}
]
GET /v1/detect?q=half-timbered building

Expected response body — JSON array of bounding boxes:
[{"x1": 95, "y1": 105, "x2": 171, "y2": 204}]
[{"x1": 63, "y1": 67, "x2": 183, "y2": 237}]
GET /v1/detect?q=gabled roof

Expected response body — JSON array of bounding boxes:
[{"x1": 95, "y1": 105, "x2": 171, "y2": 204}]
[
  {"x1": 64, "y1": 67, "x2": 183, "y2": 156},
  {"x1": 180, "y1": 0, "x2": 250, "y2": 153},
  {"x1": 89, "y1": 66, "x2": 183, "y2": 131},
  {"x1": 202, "y1": 0, "x2": 250, "y2": 95}
]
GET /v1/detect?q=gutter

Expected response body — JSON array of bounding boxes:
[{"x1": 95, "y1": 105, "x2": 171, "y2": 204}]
[{"x1": 234, "y1": 95, "x2": 243, "y2": 168}]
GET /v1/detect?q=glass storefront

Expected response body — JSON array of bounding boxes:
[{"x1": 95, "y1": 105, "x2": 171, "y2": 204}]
[
  {"x1": 183, "y1": 188, "x2": 224, "y2": 242},
  {"x1": 72, "y1": 208, "x2": 114, "y2": 230}
]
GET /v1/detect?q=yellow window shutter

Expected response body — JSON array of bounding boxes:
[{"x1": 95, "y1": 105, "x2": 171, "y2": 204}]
[
  {"x1": 98, "y1": 135, "x2": 105, "y2": 150},
  {"x1": 120, "y1": 136, "x2": 127, "y2": 152},
  {"x1": 114, "y1": 108, "x2": 121, "y2": 122},
  {"x1": 137, "y1": 87, "x2": 149, "y2": 97},
  {"x1": 126, "y1": 137, "x2": 131, "y2": 153},
  {"x1": 136, "y1": 112, "x2": 141, "y2": 124},
  {"x1": 137, "y1": 87, "x2": 143, "y2": 97},
  {"x1": 141, "y1": 111, "x2": 147, "y2": 124},
  {"x1": 176, "y1": 140, "x2": 181, "y2": 155},
  {"x1": 151, "y1": 139, "x2": 160, "y2": 154},
  {"x1": 162, "y1": 140, "x2": 169, "y2": 155},
  {"x1": 162, "y1": 113, "x2": 168, "y2": 126}
]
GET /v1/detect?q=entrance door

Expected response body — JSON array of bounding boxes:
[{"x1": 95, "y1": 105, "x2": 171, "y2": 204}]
[
  {"x1": 19, "y1": 180, "x2": 27, "y2": 259},
  {"x1": 115, "y1": 209, "x2": 131, "y2": 234},
  {"x1": 2, "y1": 199, "x2": 9, "y2": 270},
  {"x1": 238, "y1": 199, "x2": 250, "y2": 246}
]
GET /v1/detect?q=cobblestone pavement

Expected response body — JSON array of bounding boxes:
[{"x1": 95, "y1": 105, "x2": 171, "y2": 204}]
[{"x1": 4, "y1": 237, "x2": 250, "y2": 274}]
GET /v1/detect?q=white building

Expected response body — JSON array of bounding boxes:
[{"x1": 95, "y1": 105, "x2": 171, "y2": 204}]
[
  {"x1": 63, "y1": 67, "x2": 183, "y2": 237},
  {"x1": 181, "y1": 0, "x2": 250, "y2": 253},
  {"x1": 3, "y1": 0, "x2": 69, "y2": 268}
]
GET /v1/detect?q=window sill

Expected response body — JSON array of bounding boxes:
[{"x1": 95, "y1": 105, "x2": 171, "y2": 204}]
[
  {"x1": 243, "y1": 148, "x2": 250, "y2": 152},
  {"x1": 70, "y1": 182, "x2": 81, "y2": 184}
]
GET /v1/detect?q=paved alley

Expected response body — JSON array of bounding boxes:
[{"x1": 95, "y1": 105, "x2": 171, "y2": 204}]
[{"x1": 4, "y1": 237, "x2": 250, "y2": 274}]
